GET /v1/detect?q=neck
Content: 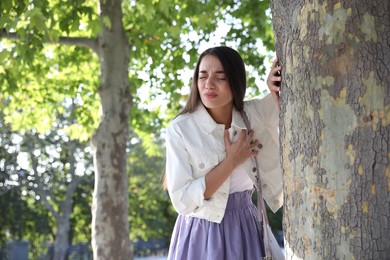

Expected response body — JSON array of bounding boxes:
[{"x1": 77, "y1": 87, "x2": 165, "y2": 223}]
[{"x1": 207, "y1": 106, "x2": 233, "y2": 129}]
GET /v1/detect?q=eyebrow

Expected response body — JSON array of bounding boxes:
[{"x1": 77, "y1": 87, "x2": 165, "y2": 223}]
[{"x1": 199, "y1": 70, "x2": 225, "y2": 74}]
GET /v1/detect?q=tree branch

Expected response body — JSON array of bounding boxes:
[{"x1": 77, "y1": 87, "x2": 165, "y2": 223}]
[
  {"x1": 58, "y1": 36, "x2": 99, "y2": 54},
  {"x1": 0, "y1": 29, "x2": 18, "y2": 40},
  {"x1": 64, "y1": 141, "x2": 84, "y2": 210},
  {"x1": 0, "y1": 29, "x2": 99, "y2": 54}
]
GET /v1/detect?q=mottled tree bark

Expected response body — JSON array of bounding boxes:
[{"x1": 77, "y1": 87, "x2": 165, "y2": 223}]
[
  {"x1": 270, "y1": 0, "x2": 390, "y2": 259},
  {"x1": 91, "y1": 0, "x2": 132, "y2": 259}
]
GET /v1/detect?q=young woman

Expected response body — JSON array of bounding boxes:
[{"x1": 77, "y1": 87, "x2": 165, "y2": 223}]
[{"x1": 165, "y1": 46, "x2": 282, "y2": 259}]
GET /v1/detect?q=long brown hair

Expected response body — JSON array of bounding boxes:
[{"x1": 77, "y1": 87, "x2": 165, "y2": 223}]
[{"x1": 179, "y1": 46, "x2": 247, "y2": 115}]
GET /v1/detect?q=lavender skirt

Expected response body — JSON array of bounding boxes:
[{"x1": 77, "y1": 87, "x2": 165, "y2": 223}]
[{"x1": 168, "y1": 190, "x2": 264, "y2": 260}]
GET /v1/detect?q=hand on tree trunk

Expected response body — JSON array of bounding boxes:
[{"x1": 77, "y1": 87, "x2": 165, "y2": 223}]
[{"x1": 266, "y1": 57, "x2": 282, "y2": 109}]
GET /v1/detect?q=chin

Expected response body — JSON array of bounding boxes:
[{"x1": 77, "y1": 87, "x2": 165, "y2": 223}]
[{"x1": 201, "y1": 100, "x2": 217, "y2": 109}]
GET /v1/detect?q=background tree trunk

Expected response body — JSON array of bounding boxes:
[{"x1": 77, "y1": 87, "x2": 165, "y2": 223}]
[
  {"x1": 270, "y1": 0, "x2": 390, "y2": 259},
  {"x1": 53, "y1": 216, "x2": 70, "y2": 260},
  {"x1": 91, "y1": 0, "x2": 132, "y2": 259}
]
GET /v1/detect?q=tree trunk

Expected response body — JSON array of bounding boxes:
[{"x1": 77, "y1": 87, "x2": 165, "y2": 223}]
[
  {"x1": 53, "y1": 216, "x2": 70, "y2": 260},
  {"x1": 270, "y1": 0, "x2": 390, "y2": 259},
  {"x1": 91, "y1": 0, "x2": 132, "y2": 259}
]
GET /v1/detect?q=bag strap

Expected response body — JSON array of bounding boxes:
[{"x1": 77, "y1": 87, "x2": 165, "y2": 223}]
[{"x1": 240, "y1": 110, "x2": 272, "y2": 258}]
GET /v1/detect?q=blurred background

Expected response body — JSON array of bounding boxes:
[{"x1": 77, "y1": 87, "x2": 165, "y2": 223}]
[{"x1": 0, "y1": 0, "x2": 282, "y2": 259}]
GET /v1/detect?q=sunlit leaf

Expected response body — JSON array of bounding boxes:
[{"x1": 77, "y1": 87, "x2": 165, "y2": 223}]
[
  {"x1": 28, "y1": 8, "x2": 47, "y2": 31},
  {"x1": 102, "y1": 15, "x2": 111, "y2": 29}
]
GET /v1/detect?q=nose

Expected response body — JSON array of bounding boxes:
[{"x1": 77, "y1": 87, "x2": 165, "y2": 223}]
[{"x1": 205, "y1": 78, "x2": 215, "y2": 90}]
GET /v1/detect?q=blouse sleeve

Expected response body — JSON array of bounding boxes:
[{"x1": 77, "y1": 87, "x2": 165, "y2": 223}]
[
  {"x1": 165, "y1": 122, "x2": 206, "y2": 215},
  {"x1": 247, "y1": 93, "x2": 283, "y2": 212}
]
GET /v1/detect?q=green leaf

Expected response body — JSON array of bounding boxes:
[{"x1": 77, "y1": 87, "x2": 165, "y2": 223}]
[
  {"x1": 102, "y1": 15, "x2": 111, "y2": 29},
  {"x1": 158, "y1": 0, "x2": 169, "y2": 17},
  {"x1": 0, "y1": 50, "x2": 10, "y2": 62},
  {"x1": 88, "y1": 18, "x2": 101, "y2": 35},
  {"x1": 27, "y1": 7, "x2": 47, "y2": 31}
]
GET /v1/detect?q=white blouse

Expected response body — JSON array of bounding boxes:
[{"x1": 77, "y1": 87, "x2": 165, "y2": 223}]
[
  {"x1": 229, "y1": 165, "x2": 253, "y2": 193},
  {"x1": 165, "y1": 94, "x2": 283, "y2": 223}
]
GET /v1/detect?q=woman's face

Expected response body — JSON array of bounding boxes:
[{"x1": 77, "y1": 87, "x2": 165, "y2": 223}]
[{"x1": 197, "y1": 54, "x2": 233, "y2": 112}]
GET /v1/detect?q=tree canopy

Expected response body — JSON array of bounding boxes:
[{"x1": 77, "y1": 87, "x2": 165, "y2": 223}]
[
  {"x1": 1, "y1": 0, "x2": 276, "y2": 258},
  {"x1": 1, "y1": 0, "x2": 274, "y2": 145}
]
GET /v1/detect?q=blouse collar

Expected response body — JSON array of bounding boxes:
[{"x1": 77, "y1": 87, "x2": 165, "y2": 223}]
[{"x1": 192, "y1": 102, "x2": 247, "y2": 134}]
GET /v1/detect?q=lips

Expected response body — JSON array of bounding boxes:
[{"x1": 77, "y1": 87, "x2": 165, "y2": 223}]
[{"x1": 204, "y1": 92, "x2": 217, "y2": 98}]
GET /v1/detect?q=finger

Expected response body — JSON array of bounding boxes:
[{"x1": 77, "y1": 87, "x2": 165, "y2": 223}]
[
  {"x1": 272, "y1": 59, "x2": 282, "y2": 77},
  {"x1": 239, "y1": 129, "x2": 247, "y2": 140},
  {"x1": 273, "y1": 66, "x2": 281, "y2": 78},
  {"x1": 267, "y1": 64, "x2": 282, "y2": 85},
  {"x1": 272, "y1": 57, "x2": 279, "y2": 68},
  {"x1": 270, "y1": 73, "x2": 282, "y2": 90},
  {"x1": 250, "y1": 148, "x2": 259, "y2": 156},
  {"x1": 269, "y1": 85, "x2": 281, "y2": 92},
  {"x1": 250, "y1": 139, "x2": 259, "y2": 147},
  {"x1": 246, "y1": 130, "x2": 255, "y2": 142},
  {"x1": 275, "y1": 64, "x2": 282, "y2": 73}
]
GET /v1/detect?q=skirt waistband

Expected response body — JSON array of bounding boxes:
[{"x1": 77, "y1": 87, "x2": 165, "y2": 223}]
[{"x1": 225, "y1": 190, "x2": 254, "y2": 211}]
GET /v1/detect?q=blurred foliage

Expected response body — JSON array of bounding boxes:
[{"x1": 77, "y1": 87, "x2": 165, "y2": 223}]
[
  {"x1": 128, "y1": 134, "x2": 177, "y2": 243},
  {"x1": 0, "y1": 114, "x2": 175, "y2": 258},
  {"x1": 0, "y1": 0, "x2": 274, "y2": 150},
  {"x1": 0, "y1": 114, "x2": 54, "y2": 258},
  {"x1": 0, "y1": 0, "x2": 279, "y2": 257},
  {"x1": 69, "y1": 179, "x2": 94, "y2": 245}
]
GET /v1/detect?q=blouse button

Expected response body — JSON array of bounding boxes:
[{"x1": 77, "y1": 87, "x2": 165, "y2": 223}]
[
  {"x1": 233, "y1": 131, "x2": 237, "y2": 136},
  {"x1": 252, "y1": 167, "x2": 257, "y2": 172},
  {"x1": 199, "y1": 163, "x2": 205, "y2": 169},
  {"x1": 258, "y1": 143, "x2": 263, "y2": 149}
]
